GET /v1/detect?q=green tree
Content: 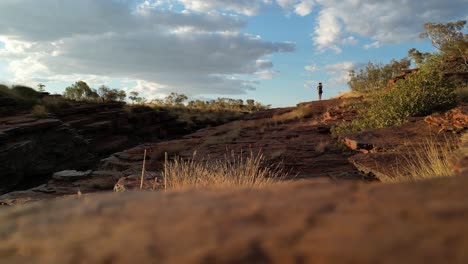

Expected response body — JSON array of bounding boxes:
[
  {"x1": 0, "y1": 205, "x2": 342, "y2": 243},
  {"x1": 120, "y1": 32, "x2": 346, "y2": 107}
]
[
  {"x1": 37, "y1": 83, "x2": 46, "y2": 92},
  {"x1": 63, "y1": 81, "x2": 92, "y2": 100},
  {"x1": 129, "y1": 91, "x2": 141, "y2": 104},
  {"x1": 117, "y1": 90, "x2": 126, "y2": 102},
  {"x1": 408, "y1": 48, "x2": 431, "y2": 67},
  {"x1": 420, "y1": 20, "x2": 468, "y2": 71},
  {"x1": 97, "y1": 85, "x2": 110, "y2": 101},
  {"x1": 165, "y1": 92, "x2": 188, "y2": 106},
  {"x1": 98, "y1": 85, "x2": 125, "y2": 102},
  {"x1": 150, "y1": 98, "x2": 164, "y2": 105},
  {"x1": 348, "y1": 58, "x2": 411, "y2": 93}
]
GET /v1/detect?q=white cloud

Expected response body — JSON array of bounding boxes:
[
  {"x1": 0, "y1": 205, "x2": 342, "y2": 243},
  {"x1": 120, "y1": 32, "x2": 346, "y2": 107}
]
[
  {"x1": 159, "y1": 0, "x2": 466, "y2": 52},
  {"x1": 176, "y1": 0, "x2": 271, "y2": 16},
  {"x1": 294, "y1": 0, "x2": 315, "y2": 16},
  {"x1": 275, "y1": 0, "x2": 315, "y2": 16},
  {"x1": 0, "y1": 0, "x2": 294, "y2": 95},
  {"x1": 310, "y1": 0, "x2": 466, "y2": 52},
  {"x1": 364, "y1": 41, "x2": 381, "y2": 50},
  {"x1": 313, "y1": 9, "x2": 343, "y2": 53},
  {"x1": 304, "y1": 64, "x2": 317, "y2": 72},
  {"x1": 324, "y1": 61, "x2": 357, "y2": 72},
  {"x1": 304, "y1": 61, "x2": 362, "y2": 88},
  {"x1": 254, "y1": 70, "x2": 277, "y2": 80},
  {"x1": 324, "y1": 61, "x2": 361, "y2": 85},
  {"x1": 272, "y1": 0, "x2": 465, "y2": 52}
]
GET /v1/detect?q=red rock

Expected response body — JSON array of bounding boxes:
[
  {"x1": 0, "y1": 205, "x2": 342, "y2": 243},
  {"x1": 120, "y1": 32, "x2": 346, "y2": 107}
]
[
  {"x1": 1, "y1": 176, "x2": 468, "y2": 263},
  {"x1": 424, "y1": 104, "x2": 468, "y2": 132}
]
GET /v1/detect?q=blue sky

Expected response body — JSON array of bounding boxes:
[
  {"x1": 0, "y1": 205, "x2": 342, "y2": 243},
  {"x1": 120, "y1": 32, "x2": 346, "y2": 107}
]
[{"x1": 0, "y1": 0, "x2": 465, "y2": 107}]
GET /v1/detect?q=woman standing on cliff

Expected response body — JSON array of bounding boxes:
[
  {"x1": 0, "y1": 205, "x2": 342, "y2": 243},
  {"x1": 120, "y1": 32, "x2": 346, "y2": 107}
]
[{"x1": 317, "y1": 82, "x2": 323, "y2": 100}]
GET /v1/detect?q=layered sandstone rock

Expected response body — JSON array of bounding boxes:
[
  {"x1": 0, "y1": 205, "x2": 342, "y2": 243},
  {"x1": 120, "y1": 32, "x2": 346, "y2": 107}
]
[
  {"x1": 0, "y1": 101, "x2": 236, "y2": 194},
  {"x1": 0, "y1": 116, "x2": 93, "y2": 193}
]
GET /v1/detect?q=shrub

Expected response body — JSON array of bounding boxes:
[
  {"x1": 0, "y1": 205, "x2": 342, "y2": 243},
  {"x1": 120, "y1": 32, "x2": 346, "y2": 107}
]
[
  {"x1": 11, "y1": 85, "x2": 41, "y2": 99},
  {"x1": 42, "y1": 96, "x2": 71, "y2": 112},
  {"x1": 0, "y1": 84, "x2": 38, "y2": 114},
  {"x1": 348, "y1": 58, "x2": 411, "y2": 93},
  {"x1": 31, "y1": 105, "x2": 49, "y2": 118},
  {"x1": 455, "y1": 82, "x2": 468, "y2": 103},
  {"x1": 0, "y1": 84, "x2": 14, "y2": 97},
  {"x1": 334, "y1": 55, "x2": 457, "y2": 135}
]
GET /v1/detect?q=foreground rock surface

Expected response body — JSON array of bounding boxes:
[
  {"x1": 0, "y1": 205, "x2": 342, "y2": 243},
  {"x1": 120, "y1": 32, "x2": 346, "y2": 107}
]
[{"x1": 1, "y1": 175, "x2": 468, "y2": 264}]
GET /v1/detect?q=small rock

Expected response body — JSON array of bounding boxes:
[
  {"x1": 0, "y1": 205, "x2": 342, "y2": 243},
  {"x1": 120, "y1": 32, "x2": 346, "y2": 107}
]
[{"x1": 53, "y1": 170, "x2": 92, "y2": 181}]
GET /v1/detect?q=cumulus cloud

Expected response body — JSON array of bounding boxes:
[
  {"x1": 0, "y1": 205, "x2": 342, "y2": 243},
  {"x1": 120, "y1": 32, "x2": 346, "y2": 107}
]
[
  {"x1": 0, "y1": 0, "x2": 294, "y2": 96},
  {"x1": 324, "y1": 61, "x2": 362, "y2": 84},
  {"x1": 275, "y1": 0, "x2": 315, "y2": 16},
  {"x1": 309, "y1": 0, "x2": 466, "y2": 52},
  {"x1": 294, "y1": 1, "x2": 315, "y2": 16},
  {"x1": 176, "y1": 0, "x2": 271, "y2": 16},
  {"x1": 304, "y1": 61, "x2": 362, "y2": 87},
  {"x1": 271, "y1": 0, "x2": 465, "y2": 52}
]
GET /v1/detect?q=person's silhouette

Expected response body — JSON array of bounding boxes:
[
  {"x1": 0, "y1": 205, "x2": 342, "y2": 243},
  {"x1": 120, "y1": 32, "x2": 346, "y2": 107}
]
[{"x1": 317, "y1": 82, "x2": 323, "y2": 100}]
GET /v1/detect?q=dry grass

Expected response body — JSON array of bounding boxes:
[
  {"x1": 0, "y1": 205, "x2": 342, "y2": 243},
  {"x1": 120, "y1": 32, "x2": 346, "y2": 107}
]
[
  {"x1": 388, "y1": 138, "x2": 459, "y2": 183},
  {"x1": 160, "y1": 150, "x2": 286, "y2": 189},
  {"x1": 31, "y1": 105, "x2": 49, "y2": 118},
  {"x1": 269, "y1": 106, "x2": 316, "y2": 125},
  {"x1": 330, "y1": 90, "x2": 362, "y2": 99},
  {"x1": 42, "y1": 96, "x2": 70, "y2": 111}
]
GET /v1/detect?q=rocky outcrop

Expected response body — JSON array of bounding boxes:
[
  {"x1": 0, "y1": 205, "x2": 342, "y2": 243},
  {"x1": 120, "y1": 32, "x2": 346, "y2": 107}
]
[
  {"x1": 387, "y1": 68, "x2": 419, "y2": 85},
  {"x1": 424, "y1": 103, "x2": 468, "y2": 132},
  {"x1": 1, "y1": 175, "x2": 468, "y2": 263},
  {"x1": 0, "y1": 170, "x2": 123, "y2": 206},
  {"x1": 55, "y1": 102, "x2": 182, "y2": 156},
  {"x1": 0, "y1": 98, "x2": 370, "y2": 204},
  {"x1": 0, "y1": 101, "x2": 239, "y2": 194},
  {"x1": 343, "y1": 107, "x2": 466, "y2": 181},
  {"x1": 0, "y1": 116, "x2": 93, "y2": 194}
]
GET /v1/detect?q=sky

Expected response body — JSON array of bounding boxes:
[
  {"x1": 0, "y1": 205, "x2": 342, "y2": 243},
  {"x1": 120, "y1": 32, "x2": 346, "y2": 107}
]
[{"x1": 0, "y1": 0, "x2": 466, "y2": 107}]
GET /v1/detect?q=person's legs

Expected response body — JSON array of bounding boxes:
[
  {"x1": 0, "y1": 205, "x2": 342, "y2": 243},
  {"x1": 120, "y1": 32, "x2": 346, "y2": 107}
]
[{"x1": 319, "y1": 93, "x2": 322, "y2": 100}]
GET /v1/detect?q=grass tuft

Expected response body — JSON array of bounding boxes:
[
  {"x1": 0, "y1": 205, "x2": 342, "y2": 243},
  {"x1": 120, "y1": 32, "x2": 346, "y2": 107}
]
[
  {"x1": 160, "y1": 150, "x2": 286, "y2": 189},
  {"x1": 388, "y1": 138, "x2": 459, "y2": 183}
]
